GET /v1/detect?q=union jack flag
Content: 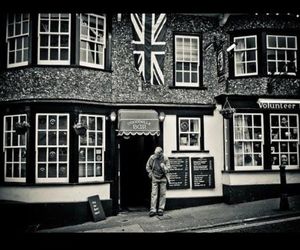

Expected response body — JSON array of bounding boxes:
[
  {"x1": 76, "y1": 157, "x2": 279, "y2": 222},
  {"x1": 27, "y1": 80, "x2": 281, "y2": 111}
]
[{"x1": 130, "y1": 13, "x2": 167, "y2": 85}]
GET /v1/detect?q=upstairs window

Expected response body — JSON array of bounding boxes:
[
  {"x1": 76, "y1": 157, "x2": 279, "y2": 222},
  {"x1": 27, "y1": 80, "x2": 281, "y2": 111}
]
[
  {"x1": 175, "y1": 35, "x2": 200, "y2": 87},
  {"x1": 3, "y1": 114, "x2": 27, "y2": 182},
  {"x1": 38, "y1": 13, "x2": 71, "y2": 65},
  {"x1": 79, "y1": 13, "x2": 106, "y2": 69},
  {"x1": 6, "y1": 13, "x2": 30, "y2": 68},
  {"x1": 267, "y1": 35, "x2": 297, "y2": 75},
  {"x1": 234, "y1": 35, "x2": 258, "y2": 76}
]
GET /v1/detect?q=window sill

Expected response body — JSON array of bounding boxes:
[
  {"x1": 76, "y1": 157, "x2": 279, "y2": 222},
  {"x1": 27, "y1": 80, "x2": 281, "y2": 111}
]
[
  {"x1": 169, "y1": 86, "x2": 207, "y2": 90},
  {"x1": 0, "y1": 180, "x2": 113, "y2": 187},
  {"x1": 222, "y1": 169, "x2": 300, "y2": 173},
  {"x1": 4, "y1": 64, "x2": 113, "y2": 73},
  {"x1": 171, "y1": 150, "x2": 210, "y2": 153}
]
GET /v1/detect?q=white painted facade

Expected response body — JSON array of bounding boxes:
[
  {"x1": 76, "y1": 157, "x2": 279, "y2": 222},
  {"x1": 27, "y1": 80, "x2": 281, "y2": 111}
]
[
  {"x1": 163, "y1": 107, "x2": 224, "y2": 198},
  {"x1": 0, "y1": 183, "x2": 110, "y2": 203}
]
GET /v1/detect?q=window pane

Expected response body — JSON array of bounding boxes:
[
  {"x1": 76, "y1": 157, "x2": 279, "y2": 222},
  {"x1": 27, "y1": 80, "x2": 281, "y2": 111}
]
[
  {"x1": 48, "y1": 149, "x2": 57, "y2": 161},
  {"x1": 59, "y1": 116, "x2": 67, "y2": 129},
  {"x1": 87, "y1": 163, "x2": 94, "y2": 177},
  {"x1": 38, "y1": 164, "x2": 46, "y2": 178},
  {"x1": 50, "y1": 20, "x2": 59, "y2": 32},
  {"x1": 236, "y1": 63, "x2": 245, "y2": 75},
  {"x1": 38, "y1": 115, "x2": 47, "y2": 129},
  {"x1": 40, "y1": 49, "x2": 48, "y2": 60},
  {"x1": 96, "y1": 164, "x2": 101, "y2": 176},
  {"x1": 61, "y1": 21, "x2": 69, "y2": 32},
  {"x1": 49, "y1": 116, "x2": 57, "y2": 129},
  {"x1": 278, "y1": 37, "x2": 286, "y2": 48},
  {"x1": 268, "y1": 62, "x2": 276, "y2": 73},
  {"x1": 38, "y1": 148, "x2": 47, "y2": 162},
  {"x1": 38, "y1": 131, "x2": 46, "y2": 145},
  {"x1": 50, "y1": 35, "x2": 58, "y2": 46},
  {"x1": 79, "y1": 163, "x2": 86, "y2": 177},
  {"x1": 88, "y1": 148, "x2": 94, "y2": 161},
  {"x1": 97, "y1": 132, "x2": 103, "y2": 146},
  {"x1": 48, "y1": 131, "x2": 57, "y2": 145},
  {"x1": 247, "y1": 51, "x2": 256, "y2": 61},
  {"x1": 40, "y1": 35, "x2": 49, "y2": 46},
  {"x1": 247, "y1": 62, "x2": 256, "y2": 73},
  {"x1": 79, "y1": 148, "x2": 86, "y2": 161},
  {"x1": 97, "y1": 117, "x2": 103, "y2": 130},
  {"x1": 246, "y1": 37, "x2": 256, "y2": 48},
  {"x1": 235, "y1": 38, "x2": 245, "y2": 50},
  {"x1": 61, "y1": 49, "x2": 68, "y2": 60},
  {"x1": 268, "y1": 36, "x2": 276, "y2": 47},
  {"x1": 48, "y1": 164, "x2": 57, "y2": 177},
  {"x1": 50, "y1": 49, "x2": 58, "y2": 60},
  {"x1": 287, "y1": 37, "x2": 296, "y2": 48},
  {"x1": 176, "y1": 72, "x2": 182, "y2": 82},
  {"x1": 277, "y1": 50, "x2": 285, "y2": 61},
  {"x1": 59, "y1": 164, "x2": 67, "y2": 177},
  {"x1": 59, "y1": 131, "x2": 67, "y2": 145}
]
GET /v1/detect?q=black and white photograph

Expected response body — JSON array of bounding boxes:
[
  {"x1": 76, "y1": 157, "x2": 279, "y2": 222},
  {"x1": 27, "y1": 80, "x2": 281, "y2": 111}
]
[{"x1": 0, "y1": 5, "x2": 300, "y2": 240}]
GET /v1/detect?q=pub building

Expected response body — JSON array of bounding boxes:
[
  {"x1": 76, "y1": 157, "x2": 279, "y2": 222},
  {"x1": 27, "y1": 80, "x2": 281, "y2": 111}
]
[{"x1": 0, "y1": 12, "x2": 300, "y2": 229}]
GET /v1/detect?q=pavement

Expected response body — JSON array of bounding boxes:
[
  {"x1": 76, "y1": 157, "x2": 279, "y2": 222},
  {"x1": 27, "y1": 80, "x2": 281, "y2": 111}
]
[{"x1": 37, "y1": 195, "x2": 300, "y2": 233}]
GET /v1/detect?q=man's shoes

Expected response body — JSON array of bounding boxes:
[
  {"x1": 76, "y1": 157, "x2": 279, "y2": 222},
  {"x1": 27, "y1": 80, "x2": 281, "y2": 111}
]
[
  {"x1": 149, "y1": 211, "x2": 156, "y2": 217},
  {"x1": 157, "y1": 210, "x2": 164, "y2": 216}
]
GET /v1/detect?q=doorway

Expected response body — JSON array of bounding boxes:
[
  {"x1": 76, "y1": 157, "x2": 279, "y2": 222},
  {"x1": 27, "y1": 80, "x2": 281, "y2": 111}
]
[{"x1": 119, "y1": 135, "x2": 158, "y2": 211}]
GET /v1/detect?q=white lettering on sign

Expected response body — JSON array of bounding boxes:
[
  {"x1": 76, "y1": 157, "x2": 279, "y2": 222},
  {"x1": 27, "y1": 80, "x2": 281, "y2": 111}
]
[
  {"x1": 127, "y1": 120, "x2": 151, "y2": 130},
  {"x1": 258, "y1": 102, "x2": 298, "y2": 109}
]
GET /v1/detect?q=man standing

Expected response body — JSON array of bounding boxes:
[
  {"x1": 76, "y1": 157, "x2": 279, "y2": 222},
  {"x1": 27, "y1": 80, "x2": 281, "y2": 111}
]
[{"x1": 146, "y1": 146, "x2": 171, "y2": 217}]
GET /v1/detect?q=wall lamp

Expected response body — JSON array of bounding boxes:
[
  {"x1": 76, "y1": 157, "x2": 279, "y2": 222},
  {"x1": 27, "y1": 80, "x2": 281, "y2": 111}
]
[
  {"x1": 159, "y1": 112, "x2": 165, "y2": 122},
  {"x1": 226, "y1": 42, "x2": 237, "y2": 53},
  {"x1": 110, "y1": 111, "x2": 117, "y2": 122}
]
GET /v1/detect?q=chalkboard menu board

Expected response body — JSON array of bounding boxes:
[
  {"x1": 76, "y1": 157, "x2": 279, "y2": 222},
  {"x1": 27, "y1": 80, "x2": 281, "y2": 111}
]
[
  {"x1": 191, "y1": 157, "x2": 215, "y2": 189},
  {"x1": 168, "y1": 157, "x2": 190, "y2": 189},
  {"x1": 88, "y1": 195, "x2": 106, "y2": 222}
]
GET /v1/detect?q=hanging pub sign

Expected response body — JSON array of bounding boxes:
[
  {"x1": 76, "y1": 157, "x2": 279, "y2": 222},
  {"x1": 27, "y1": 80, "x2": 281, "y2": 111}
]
[
  {"x1": 167, "y1": 157, "x2": 190, "y2": 189},
  {"x1": 257, "y1": 99, "x2": 300, "y2": 110},
  {"x1": 191, "y1": 157, "x2": 215, "y2": 189}
]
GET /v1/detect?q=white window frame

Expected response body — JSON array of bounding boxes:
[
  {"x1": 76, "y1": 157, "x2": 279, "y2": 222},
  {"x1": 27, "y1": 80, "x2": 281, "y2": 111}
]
[
  {"x1": 6, "y1": 13, "x2": 30, "y2": 68},
  {"x1": 37, "y1": 13, "x2": 71, "y2": 65},
  {"x1": 267, "y1": 35, "x2": 297, "y2": 76},
  {"x1": 233, "y1": 113, "x2": 264, "y2": 171},
  {"x1": 3, "y1": 114, "x2": 27, "y2": 183},
  {"x1": 178, "y1": 117, "x2": 201, "y2": 151},
  {"x1": 270, "y1": 113, "x2": 299, "y2": 170},
  {"x1": 35, "y1": 113, "x2": 69, "y2": 183},
  {"x1": 234, "y1": 35, "x2": 258, "y2": 76},
  {"x1": 78, "y1": 114, "x2": 106, "y2": 182},
  {"x1": 175, "y1": 35, "x2": 200, "y2": 87},
  {"x1": 79, "y1": 13, "x2": 106, "y2": 69}
]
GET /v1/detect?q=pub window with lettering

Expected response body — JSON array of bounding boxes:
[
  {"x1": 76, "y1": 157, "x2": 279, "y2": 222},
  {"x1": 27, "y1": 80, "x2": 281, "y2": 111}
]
[
  {"x1": 36, "y1": 114, "x2": 69, "y2": 183},
  {"x1": 233, "y1": 113, "x2": 264, "y2": 170},
  {"x1": 3, "y1": 114, "x2": 28, "y2": 182},
  {"x1": 78, "y1": 114, "x2": 105, "y2": 182},
  {"x1": 178, "y1": 117, "x2": 201, "y2": 151},
  {"x1": 270, "y1": 114, "x2": 299, "y2": 169}
]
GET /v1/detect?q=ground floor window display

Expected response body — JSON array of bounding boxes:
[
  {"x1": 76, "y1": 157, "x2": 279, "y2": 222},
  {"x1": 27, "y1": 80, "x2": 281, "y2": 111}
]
[
  {"x1": 270, "y1": 114, "x2": 299, "y2": 169},
  {"x1": 3, "y1": 114, "x2": 27, "y2": 182}
]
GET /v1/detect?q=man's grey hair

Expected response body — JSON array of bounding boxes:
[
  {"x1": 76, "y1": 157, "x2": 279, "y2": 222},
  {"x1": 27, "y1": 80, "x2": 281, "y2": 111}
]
[{"x1": 154, "y1": 146, "x2": 163, "y2": 154}]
